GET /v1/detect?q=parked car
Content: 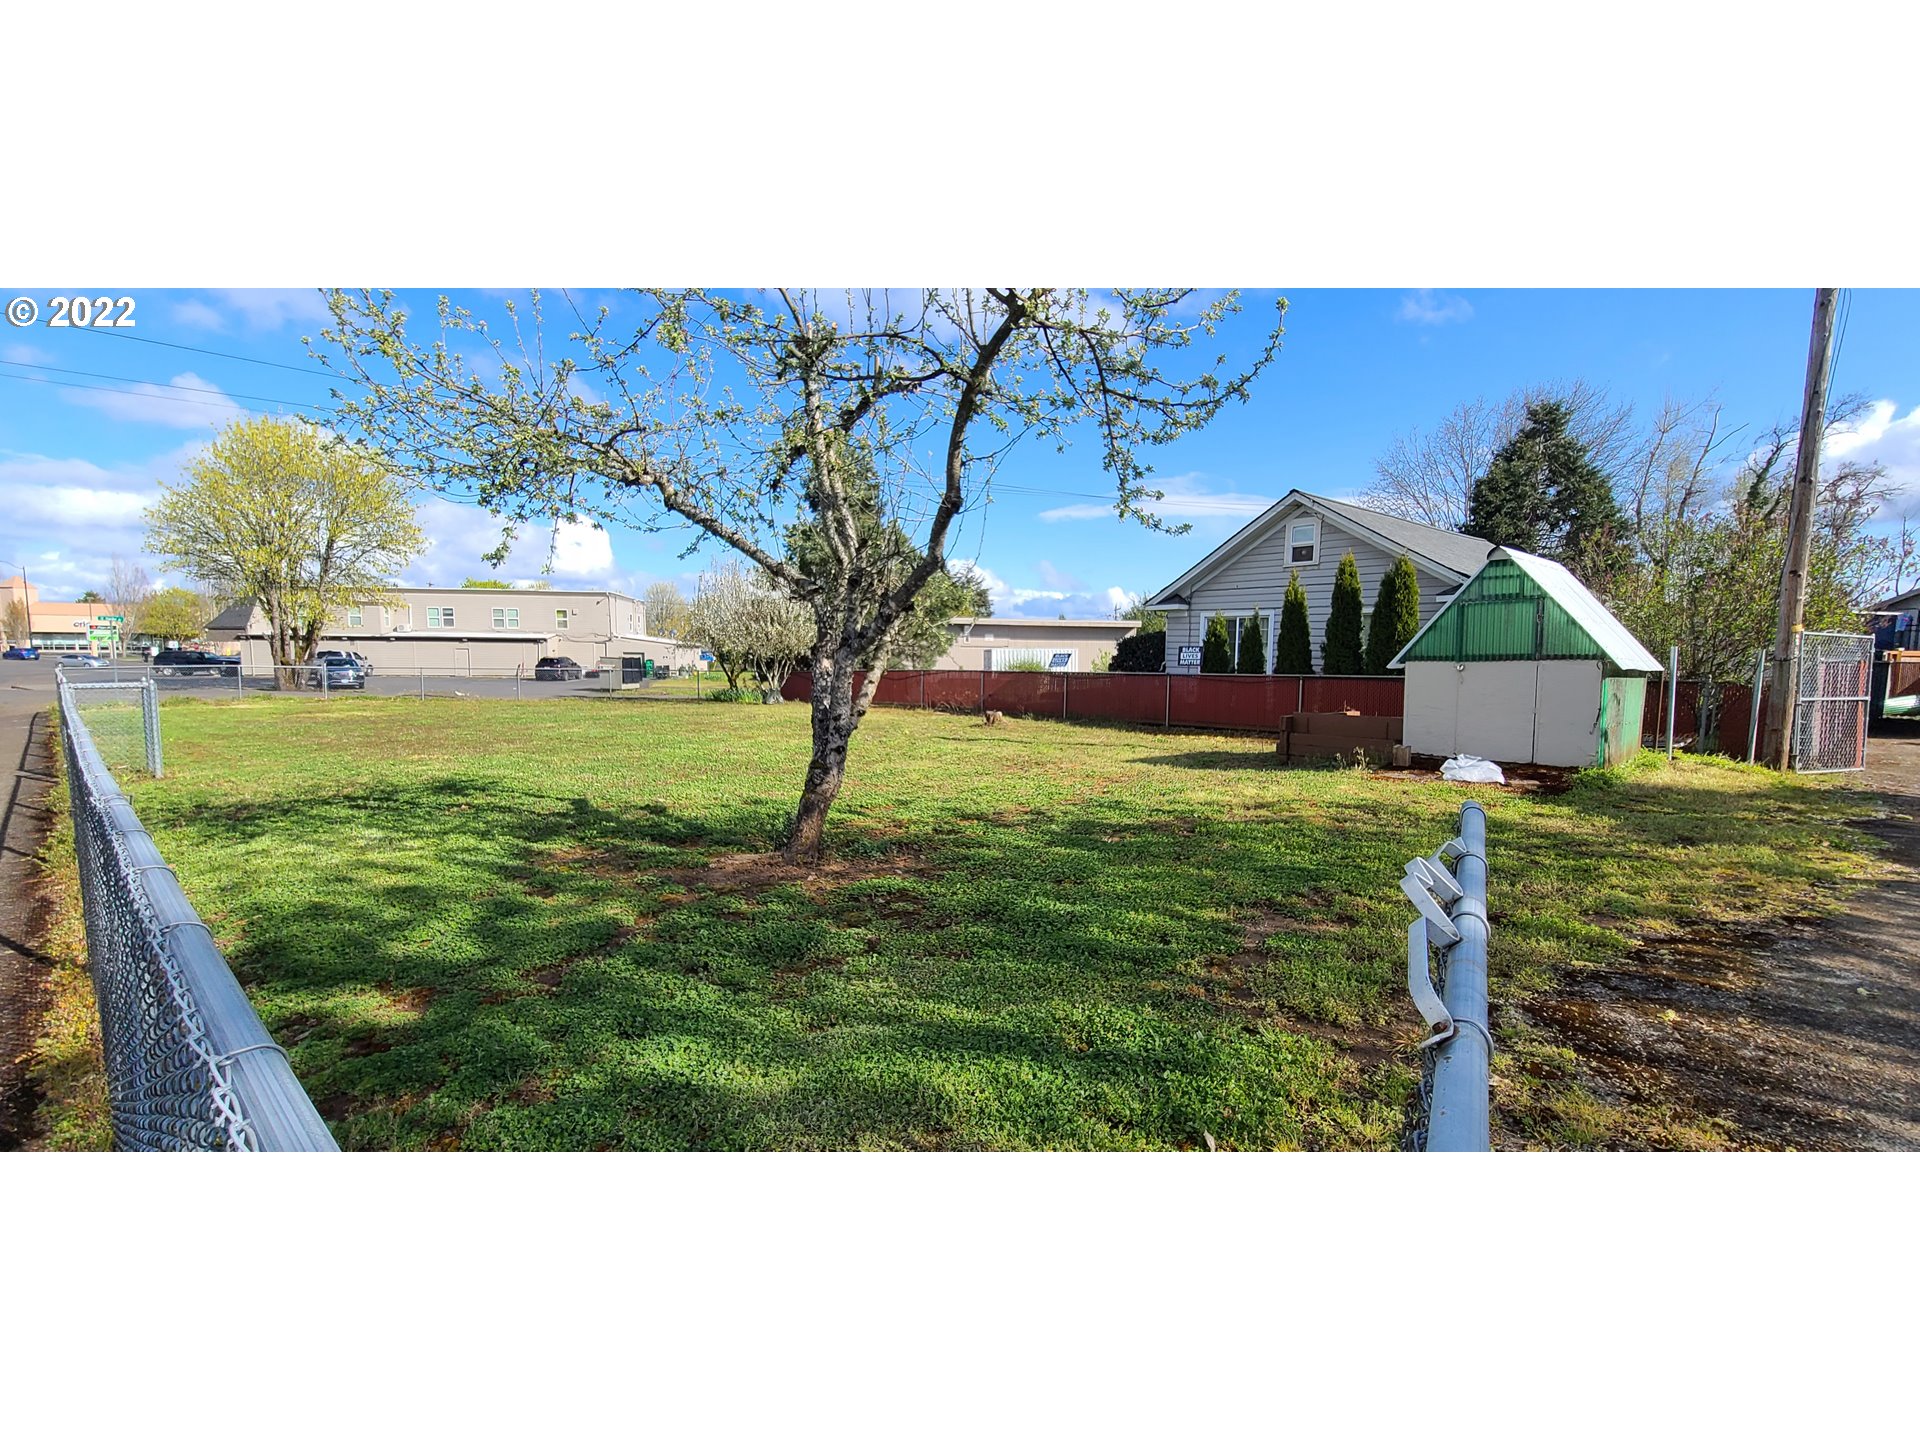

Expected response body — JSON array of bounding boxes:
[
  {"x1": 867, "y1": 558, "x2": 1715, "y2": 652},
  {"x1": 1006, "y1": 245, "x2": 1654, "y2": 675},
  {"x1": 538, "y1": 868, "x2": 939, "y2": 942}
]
[
  {"x1": 306, "y1": 655, "x2": 366, "y2": 689},
  {"x1": 3, "y1": 645, "x2": 40, "y2": 660},
  {"x1": 534, "y1": 655, "x2": 584, "y2": 681},
  {"x1": 315, "y1": 649, "x2": 373, "y2": 676},
  {"x1": 57, "y1": 653, "x2": 109, "y2": 668},
  {"x1": 151, "y1": 648, "x2": 241, "y2": 676}
]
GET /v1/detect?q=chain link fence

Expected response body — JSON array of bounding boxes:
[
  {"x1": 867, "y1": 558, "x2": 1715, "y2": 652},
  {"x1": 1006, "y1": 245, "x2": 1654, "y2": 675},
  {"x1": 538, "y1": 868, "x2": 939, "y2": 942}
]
[
  {"x1": 54, "y1": 674, "x2": 336, "y2": 1151},
  {"x1": 1400, "y1": 803, "x2": 1491, "y2": 1152},
  {"x1": 1792, "y1": 631, "x2": 1873, "y2": 774}
]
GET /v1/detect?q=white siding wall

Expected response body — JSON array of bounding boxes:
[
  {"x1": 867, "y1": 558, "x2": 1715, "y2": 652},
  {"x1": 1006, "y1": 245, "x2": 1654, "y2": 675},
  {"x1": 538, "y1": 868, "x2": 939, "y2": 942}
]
[{"x1": 1163, "y1": 506, "x2": 1461, "y2": 674}]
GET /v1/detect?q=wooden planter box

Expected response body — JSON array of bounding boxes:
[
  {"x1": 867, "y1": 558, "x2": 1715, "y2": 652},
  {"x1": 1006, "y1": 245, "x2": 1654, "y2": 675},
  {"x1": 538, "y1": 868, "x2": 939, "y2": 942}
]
[{"x1": 1276, "y1": 711, "x2": 1405, "y2": 762}]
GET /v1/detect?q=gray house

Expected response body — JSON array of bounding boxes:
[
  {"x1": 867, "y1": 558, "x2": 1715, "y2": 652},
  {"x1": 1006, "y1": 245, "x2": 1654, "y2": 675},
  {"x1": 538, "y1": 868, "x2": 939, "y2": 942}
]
[{"x1": 1145, "y1": 490, "x2": 1494, "y2": 674}]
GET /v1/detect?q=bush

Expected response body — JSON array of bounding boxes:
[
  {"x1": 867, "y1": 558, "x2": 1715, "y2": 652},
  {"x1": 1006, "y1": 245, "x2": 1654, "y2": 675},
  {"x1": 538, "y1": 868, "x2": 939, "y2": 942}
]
[
  {"x1": 1002, "y1": 658, "x2": 1049, "y2": 672},
  {"x1": 1274, "y1": 573, "x2": 1313, "y2": 674},
  {"x1": 1365, "y1": 555, "x2": 1421, "y2": 674},
  {"x1": 1200, "y1": 613, "x2": 1234, "y2": 673},
  {"x1": 706, "y1": 687, "x2": 761, "y2": 703},
  {"x1": 1112, "y1": 631, "x2": 1166, "y2": 672},
  {"x1": 1235, "y1": 613, "x2": 1266, "y2": 674},
  {"x1": 1323, "y1": 551, "x2": 1365, "y2": 675}
]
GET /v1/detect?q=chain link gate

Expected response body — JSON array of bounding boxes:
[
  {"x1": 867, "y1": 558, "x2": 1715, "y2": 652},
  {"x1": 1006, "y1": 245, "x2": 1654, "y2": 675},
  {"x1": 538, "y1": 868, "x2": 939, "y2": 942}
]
[{"x1": 1793, "y1": 632, "x2": 1873, "y2": 774}]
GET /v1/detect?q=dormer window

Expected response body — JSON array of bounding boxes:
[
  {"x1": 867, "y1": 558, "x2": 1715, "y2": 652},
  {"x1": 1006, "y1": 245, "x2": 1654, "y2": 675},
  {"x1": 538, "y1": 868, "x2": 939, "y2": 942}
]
[{"x1": 1289, "y1": 519, "x2": 1319, "y2": 565}]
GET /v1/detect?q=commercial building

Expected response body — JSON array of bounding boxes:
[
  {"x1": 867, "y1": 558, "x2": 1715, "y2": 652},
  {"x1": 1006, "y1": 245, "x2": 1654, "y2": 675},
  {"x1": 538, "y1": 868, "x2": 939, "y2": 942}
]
[
  {"x1": 208, "y1": 585, "x2": 703, "y2": 675},
  {"x1": 1, "y1": 576, "x2": 140, "y2": 653},
  {"x1": 937, "y1": 616, "x2": 1139, "y2": 671}
]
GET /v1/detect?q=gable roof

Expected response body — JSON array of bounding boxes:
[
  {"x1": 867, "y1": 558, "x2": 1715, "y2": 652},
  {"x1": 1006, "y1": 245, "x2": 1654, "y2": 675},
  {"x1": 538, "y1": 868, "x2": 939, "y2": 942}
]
[
  {"x1": 1145, "y1": 489, "x2": 1494, "y2": 606},
  {"x1": 1389, "y1": 546, "x2": 1664, "y2": 673}
]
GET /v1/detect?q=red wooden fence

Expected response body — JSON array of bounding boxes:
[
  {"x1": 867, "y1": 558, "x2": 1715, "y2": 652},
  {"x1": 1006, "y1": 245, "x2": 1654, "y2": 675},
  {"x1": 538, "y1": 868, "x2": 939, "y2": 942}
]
[
  {"x1": 779, "y1": 667, "x2": 1775, "y2": 756},
  {"x1": 778, "y1": 669, "x2": 1405, "y2": 734}
]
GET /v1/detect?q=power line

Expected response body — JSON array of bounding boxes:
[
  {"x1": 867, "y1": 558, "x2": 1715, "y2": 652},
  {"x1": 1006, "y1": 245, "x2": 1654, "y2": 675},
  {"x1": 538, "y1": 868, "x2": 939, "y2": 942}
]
[
  {"x1": 0, "y1": 358, "x2": 335, "y2": 411},
  {"x1": 74, "y1": 324, "x2": 341, "y2": 378},
  {"x1": 0, "y1": 368, "x2": 328, "y2": 415}
]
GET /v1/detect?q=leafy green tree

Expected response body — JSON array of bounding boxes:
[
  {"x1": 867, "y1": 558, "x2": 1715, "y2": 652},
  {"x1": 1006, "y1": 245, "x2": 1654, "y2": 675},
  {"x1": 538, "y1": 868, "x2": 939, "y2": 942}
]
[
  {"x1": 145, "y1": 415, "x2": 425, "y2": 683},
  {"x1": 1235, "y1": 612, "x2": 1266, "y2": 673},
  {"x1": 140, "y1": 587, "x2": 214, "y2": 643},
  {"x1": 1113, "y1": 592, "x2": 1167, "y2": 634},
  {"x1": 319, "y1": 287, "x2": 1282, "y2": 863},
  {"x1": 76, "y1": 590, "x2": 105, "y2": 603},
  {"x1": 643, "y1": 581, "x2": 691, "y2": 639},
  {"x1": 461, "y1": 578, "x2": 512, "y2": 588},
  {"x1": 1274, "y1": 572, "x2": 1313, "y2": 673},
  {"x1": 1322, "y1": 551, "x2": 1365, "y2": 674},
  {"x1": 1365, "y1": 555, "x2": 1422, "y2": 673},
  {"x1": 1200, "y1": 613, "x2": 1234, "y2": 672},
  {"x1": 1465, "y1": 399, "x2": 1626, "y2": 581}
]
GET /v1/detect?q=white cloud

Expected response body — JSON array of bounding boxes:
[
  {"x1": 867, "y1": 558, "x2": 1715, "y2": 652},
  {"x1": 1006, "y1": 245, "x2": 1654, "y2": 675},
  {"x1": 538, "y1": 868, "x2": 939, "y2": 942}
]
[
  {"x1": 1828, "y1": 399, "x2": 1920, "y2": 491},
  {"x1": 208, "y1": 288, "x2": 332, "y2": 331},
  {"x1": 406, "y1": 499, "x2": 620, "y2": 587},
  {"x1": 1397, "y1": 289, "x2": 1474, "y2": 325},
  {"x1": 57, "y1": 370, "x2": 243, "y2": 429},
  {"x1": 170, "y1": 299, "x2": 230, "y2": 330},
  {"x1": 0, "y1": 442, "x2": 206, "y2": 592},
  {"x1": 951, "y1": 559, "x2": 1128, "y2": 619},
  {"x1": 1038, "y1": 472, "x2": 1274, "y2": 524}
]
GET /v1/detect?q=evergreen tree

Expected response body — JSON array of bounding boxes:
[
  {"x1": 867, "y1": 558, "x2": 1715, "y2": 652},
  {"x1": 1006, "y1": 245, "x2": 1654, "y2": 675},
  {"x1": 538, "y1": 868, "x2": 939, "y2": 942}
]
[
  {"x1": 1200, "y1": 613, "x2": 1234, "y2": 672},
  {"x1": 1464, "y1": 399, "x2": 1626, "y2": 582},
  {"x1": 1365, "y1": 554, "x2": 1423, "y2": 673},
  {"x1": 1273, "y1": 573, "x2": 1313, "y2": 673},
  {"x1": 1322, "y1": 551, "x2": 1365, "y2": 674},
  {"x1": 1235, "y1": 613, "x2": 1266, "y2": 673}
]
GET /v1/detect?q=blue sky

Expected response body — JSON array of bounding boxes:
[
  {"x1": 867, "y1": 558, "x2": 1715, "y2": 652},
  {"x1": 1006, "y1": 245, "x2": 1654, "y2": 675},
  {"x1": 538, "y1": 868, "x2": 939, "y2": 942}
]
[{"x1": 5, "y1": 287, "x2": 1919, "y2": 614}]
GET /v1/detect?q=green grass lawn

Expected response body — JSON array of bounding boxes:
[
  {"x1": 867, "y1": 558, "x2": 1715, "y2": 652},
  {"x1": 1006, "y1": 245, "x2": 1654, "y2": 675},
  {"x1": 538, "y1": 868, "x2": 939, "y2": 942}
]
[{"x1": 73, "y1": 696, "x2": 1876, "y2": 1150}]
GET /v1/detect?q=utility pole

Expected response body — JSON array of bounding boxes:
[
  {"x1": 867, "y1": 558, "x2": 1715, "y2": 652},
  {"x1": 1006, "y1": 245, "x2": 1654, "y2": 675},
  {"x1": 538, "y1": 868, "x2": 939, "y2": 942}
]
[{"x1": 1762, "y1": 288, "x2": 1839, "y2": 771}]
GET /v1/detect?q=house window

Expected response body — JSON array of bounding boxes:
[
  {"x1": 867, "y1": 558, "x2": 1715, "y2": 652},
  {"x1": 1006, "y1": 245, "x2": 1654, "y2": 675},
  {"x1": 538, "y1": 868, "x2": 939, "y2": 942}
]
[
  {"x1": 428, "y1": 606, "x2": 454, "y2": 629},
  {"x1": 555, "y1": 609, "x2": 569, "y2": 630},
  {"x1": 1289, "y1": 519, "x2": 1319, "y2": 565},
  {"x1": 346, "y1": 607, "x2": 363, "y2": 627},
  {"x1": 492, "y1": 607, "x2": 520, "y2": 630}
]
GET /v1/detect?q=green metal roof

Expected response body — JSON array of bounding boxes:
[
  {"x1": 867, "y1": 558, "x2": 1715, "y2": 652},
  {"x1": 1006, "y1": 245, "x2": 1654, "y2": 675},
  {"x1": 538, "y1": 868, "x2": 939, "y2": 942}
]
[{"x1": 1390, "y1": 548, "x2": 1664, "y2": 673}]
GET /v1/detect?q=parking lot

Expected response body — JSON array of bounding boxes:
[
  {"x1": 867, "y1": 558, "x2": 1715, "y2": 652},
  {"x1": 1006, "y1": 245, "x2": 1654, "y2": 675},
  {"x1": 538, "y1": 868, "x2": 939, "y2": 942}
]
[{"x1": 2, "y1": 654, "x2": 635, "y2": 702}]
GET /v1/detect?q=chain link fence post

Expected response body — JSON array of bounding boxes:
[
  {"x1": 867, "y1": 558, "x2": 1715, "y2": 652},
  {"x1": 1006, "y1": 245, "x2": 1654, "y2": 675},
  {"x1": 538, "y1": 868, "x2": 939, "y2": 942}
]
[{"x1": 1402, "y1": 801, "x2": 1492, "y2": 1152}]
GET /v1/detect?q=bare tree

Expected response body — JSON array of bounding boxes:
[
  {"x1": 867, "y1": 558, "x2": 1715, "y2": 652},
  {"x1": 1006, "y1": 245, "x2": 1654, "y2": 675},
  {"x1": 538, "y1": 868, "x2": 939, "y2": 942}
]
[
  {"x1": 318, "y1": 288, "x2": 1282, "y2": 862},
  {"x1": 1, "y1": 598, "x2": 27, "y2": 646},
  {"x1": 106, "y1": 555, "x2": 154, "y2": 652},
  {"x1": 1365, "y1": 379, "x2": 1635, "y2": 530},
  {"x1": 642, "y1": 580, "x2": 691, "y2": 638}
]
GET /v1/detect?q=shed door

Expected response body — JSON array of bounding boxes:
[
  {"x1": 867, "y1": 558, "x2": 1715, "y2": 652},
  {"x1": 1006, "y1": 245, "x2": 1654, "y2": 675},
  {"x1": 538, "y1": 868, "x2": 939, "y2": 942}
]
[
  {"x1": 1456, "y1": 662, "x2": 1541, "y2": 763},
  {"x1": 1532, "y1": 660, "x2": 1604, "y2": 766}
]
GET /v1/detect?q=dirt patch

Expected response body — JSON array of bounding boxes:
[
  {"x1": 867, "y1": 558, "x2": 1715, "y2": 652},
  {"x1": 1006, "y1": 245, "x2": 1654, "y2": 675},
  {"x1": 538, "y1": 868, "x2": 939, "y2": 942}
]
[
  {"x1": 1200, "y1": 902, "x2": 1400, "y2": 1068},
  {"x1": 1370, "y1": 760, "x2": 1574, "y2": 795},
  {"x1": 376, "y1": 983, "x2": 436, "y2": 1014},
  {"x1": 673, "y1": 848, "x2": 929, "y2": 901},
  {"x1": 1, "y1": 707, "x2": 57, "y2": 1150},
  {"x1": 1521, "y1": 763, "x2": 1920, "y2": 1149}
]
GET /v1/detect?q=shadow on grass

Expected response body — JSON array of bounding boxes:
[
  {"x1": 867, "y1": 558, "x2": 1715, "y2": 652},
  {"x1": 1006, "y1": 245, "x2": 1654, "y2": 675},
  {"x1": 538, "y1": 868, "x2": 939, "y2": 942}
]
[{"x1": 141, "y1": 754, "x2": 1866, "y2": 1152}]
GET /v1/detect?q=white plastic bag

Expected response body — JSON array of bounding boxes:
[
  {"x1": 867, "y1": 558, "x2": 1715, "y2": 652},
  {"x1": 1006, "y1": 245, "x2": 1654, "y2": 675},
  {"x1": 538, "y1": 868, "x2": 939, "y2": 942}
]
[{"x1": 1440, "y1": 754, "x2": 1505, "y2": 785}]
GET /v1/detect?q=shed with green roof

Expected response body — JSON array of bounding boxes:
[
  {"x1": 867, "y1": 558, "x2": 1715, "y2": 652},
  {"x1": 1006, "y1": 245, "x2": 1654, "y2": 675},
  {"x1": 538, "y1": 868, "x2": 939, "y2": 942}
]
[{"x1": 1390, "y1": 547, "x2": 1663, "y2": 768}]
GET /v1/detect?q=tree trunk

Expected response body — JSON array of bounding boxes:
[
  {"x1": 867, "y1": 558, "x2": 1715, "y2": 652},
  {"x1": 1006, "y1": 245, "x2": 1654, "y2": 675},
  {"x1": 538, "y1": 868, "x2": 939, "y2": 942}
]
[{"x1": 786, "y1": 651, "x2": 860, "y2": 864}]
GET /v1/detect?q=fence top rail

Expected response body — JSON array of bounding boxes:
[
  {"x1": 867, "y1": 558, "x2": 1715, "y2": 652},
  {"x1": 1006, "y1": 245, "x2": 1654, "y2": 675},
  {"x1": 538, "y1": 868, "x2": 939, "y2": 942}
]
[{"x1": 55, "y1": 679, "x2": 337, "y2": 1151}]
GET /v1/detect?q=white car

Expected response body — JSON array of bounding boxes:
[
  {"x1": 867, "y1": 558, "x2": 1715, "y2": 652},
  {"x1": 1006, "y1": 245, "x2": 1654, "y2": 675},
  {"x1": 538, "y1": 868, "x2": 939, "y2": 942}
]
[{"x1": 57, "y1": 654, "x2": 109, "y2": 668}]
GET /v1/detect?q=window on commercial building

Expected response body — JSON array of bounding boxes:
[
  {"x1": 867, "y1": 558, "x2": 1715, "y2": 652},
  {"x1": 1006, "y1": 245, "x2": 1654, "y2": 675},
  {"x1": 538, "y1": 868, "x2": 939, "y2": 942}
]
[
  {"x1": 492, "y1": 607, "x2": 520, "y2": 630},
  {"x1": 1288, "y1": 519, "x2": 1319, "y2": 565},
  {"x1": 346, "y1": 607, "x2": 363, "y2": 627},
  {"x1": 428, "y1": 606, "x2": 454, "y2": 628},
  {"x1": 555, "y1": 609, "x2": 569, "y2": 630}
]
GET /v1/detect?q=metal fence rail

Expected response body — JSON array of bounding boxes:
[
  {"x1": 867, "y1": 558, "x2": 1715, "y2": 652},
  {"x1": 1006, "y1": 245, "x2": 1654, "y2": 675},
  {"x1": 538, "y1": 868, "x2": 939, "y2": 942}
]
[
  {"x1": 1401, "y1": 802, "x2": 1491, "y2": 1152},
  {"x1": 54, "y1": 674, "x2": 336, "y2": 1151}
]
